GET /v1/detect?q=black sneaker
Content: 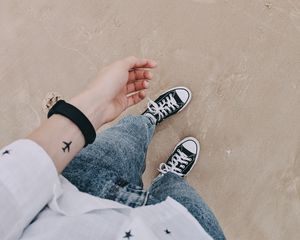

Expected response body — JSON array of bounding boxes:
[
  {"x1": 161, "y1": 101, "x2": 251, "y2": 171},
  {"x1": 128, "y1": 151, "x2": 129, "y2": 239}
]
[
  {"x1": 158, "y1": 137, "x2": 200, "y2": 177},
  {"x1": 142, "y1": 86, "x2": 192, "y2": 125}
]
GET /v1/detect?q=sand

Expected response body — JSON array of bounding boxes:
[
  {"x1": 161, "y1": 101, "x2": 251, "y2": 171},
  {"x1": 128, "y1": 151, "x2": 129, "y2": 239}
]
[{"x1": 0, "y1": 0, "x2": 299, "y2": 239}]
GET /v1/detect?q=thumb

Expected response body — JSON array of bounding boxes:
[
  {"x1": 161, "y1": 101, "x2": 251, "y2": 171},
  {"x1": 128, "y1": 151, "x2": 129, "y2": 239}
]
[{"x1": 124, "y1": 56, "x2": 157, "y2": 70}]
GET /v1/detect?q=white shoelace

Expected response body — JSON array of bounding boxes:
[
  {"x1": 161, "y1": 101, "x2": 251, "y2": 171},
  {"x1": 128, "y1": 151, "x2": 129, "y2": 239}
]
[
  {"x1": 158, "y1": 149, "x2": 192, "y2": 177},
  {"x1": 146, "y1": 94, "x2": 179, "y2": 122}
]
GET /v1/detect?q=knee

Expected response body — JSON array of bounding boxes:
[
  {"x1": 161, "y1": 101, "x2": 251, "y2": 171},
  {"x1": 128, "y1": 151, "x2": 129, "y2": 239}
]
[
  {"x1": 119, "y1": 115, "x2": 154, "y2": 144},
  {"x1": 120, "y1": 115, "x2": 152, "y2": 128}
]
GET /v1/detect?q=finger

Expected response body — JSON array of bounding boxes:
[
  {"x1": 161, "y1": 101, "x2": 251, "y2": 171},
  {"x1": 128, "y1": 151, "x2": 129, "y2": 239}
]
[
  {"x1": 128, "y1": 69, "x2": 153, "y2": 82},
  {"x1": 127, "y1": 90, "x2": 146, "y2": 108},
  {"x1": 124, "y1": 56, "x2": 157, "y2": 69},
  {"x1": 126, "y1": 80, "x2": 149, "y2": 94}
]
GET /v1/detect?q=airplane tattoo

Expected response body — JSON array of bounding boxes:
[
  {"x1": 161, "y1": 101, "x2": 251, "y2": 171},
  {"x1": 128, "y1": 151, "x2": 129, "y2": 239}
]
[
  {"x1": 62, "y1": 141, "x2": 72, "y2": 153},
  {"x1": 2, "y1": 149, "x2": 11, "y2": 155}
]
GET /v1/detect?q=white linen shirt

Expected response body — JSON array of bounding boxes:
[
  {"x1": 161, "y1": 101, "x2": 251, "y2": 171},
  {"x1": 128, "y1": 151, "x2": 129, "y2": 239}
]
[{"x1": 0, "y1": 139, "x2": 212, "y2": 240}]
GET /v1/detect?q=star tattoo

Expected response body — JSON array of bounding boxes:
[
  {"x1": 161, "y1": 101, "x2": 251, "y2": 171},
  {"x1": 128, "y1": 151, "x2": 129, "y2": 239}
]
[
  {"x1": 2, "y1": 149, "x2": 11, "y2": 155},
  {"x1": 62, "y1": 141, "x2": 72, "y2": 153},
  {"x1": 123, "y1": 230, "x2": 133, "y2": 239},
  {"x1": 165, "y1": 229, "x2": 171, "y2": 234}
]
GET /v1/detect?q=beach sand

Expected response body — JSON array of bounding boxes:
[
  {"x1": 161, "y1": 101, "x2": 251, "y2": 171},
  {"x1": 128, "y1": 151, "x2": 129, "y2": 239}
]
[{"x1": 0, "y1": 0, "x2": 299, "y2": 239}]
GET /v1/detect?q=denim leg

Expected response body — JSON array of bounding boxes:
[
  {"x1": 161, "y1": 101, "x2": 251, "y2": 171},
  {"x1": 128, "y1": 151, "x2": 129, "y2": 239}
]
[
  {"x1": 146, "y1": 172, "x2": 226, "y2": 240},
  {"x1": 62, "y1": 115, "x2": 155, "y2": 196}
]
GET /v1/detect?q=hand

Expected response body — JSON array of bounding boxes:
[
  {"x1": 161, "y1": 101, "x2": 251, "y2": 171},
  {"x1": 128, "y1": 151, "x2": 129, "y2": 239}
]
[{"x1": 70, "y1": 56, "x2": 157, "y2": 129}]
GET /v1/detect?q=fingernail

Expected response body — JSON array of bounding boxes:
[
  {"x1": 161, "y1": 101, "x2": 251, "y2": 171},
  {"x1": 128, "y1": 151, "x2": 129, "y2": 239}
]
[
  {"x1": 150, "y1": 60, "x2": 157, "y2": 67},
  {"x1": 147, "y1": 72, "x2": 153, "y2": 79},
  {"x1": 144, "y1": 81, "x2": 149, "y2": 88},
  {"x1": 140, "y1": 90, "x2": 146, "y2": 98}
]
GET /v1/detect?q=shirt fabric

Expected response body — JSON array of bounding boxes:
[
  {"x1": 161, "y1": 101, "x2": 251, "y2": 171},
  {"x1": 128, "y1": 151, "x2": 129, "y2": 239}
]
[{"x1": 0, "y1": 139, "x2": 212, "y2": 240}]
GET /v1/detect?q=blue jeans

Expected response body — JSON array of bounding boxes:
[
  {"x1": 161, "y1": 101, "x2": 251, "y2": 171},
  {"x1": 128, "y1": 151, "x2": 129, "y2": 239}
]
[{"x1": 62, "y1": 115, "x2": 225, "y2": 240}]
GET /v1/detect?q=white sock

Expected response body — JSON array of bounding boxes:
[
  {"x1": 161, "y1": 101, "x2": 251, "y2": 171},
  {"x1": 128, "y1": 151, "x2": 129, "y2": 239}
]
[{"x1": 143, "y1": 113, "x2": 157, "y2": 125}]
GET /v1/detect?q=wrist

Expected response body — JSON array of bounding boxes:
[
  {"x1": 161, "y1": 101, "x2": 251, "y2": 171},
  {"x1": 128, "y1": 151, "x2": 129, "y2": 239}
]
[{"x1": 69, "y1": 90, "x2": 106, "y2": 130}]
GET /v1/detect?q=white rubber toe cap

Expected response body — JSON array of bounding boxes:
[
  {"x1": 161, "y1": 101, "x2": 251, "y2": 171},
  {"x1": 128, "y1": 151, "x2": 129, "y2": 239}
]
[
  {"x1": 175, "y1": 88, "x2": 190, "y2": 103},
  {"x1": 182, "y1": 140, "x2": 198, "y2": 154}
]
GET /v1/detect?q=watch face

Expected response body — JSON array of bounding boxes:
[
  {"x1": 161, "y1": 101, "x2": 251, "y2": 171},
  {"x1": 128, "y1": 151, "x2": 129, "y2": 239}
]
[{"x1": 42, "y1": 92, "x2": 64, "y2": 112}]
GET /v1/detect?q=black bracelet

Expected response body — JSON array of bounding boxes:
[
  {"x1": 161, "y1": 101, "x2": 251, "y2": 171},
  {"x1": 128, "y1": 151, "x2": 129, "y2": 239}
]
[{"x1": 47, "y1": 100, "x2": 96, "y2": 147}]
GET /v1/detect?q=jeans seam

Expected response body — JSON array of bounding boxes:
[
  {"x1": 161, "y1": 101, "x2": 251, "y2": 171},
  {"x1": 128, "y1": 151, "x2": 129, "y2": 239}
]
[{"x1": 142, "y1": 191, "x2": 149, "y2": 206}]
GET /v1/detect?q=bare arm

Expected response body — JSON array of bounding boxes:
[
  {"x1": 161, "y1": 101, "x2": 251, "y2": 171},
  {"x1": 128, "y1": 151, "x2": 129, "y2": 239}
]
[{"x1": 27, "y1": 57, "x2": 157, "y2": 173}]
